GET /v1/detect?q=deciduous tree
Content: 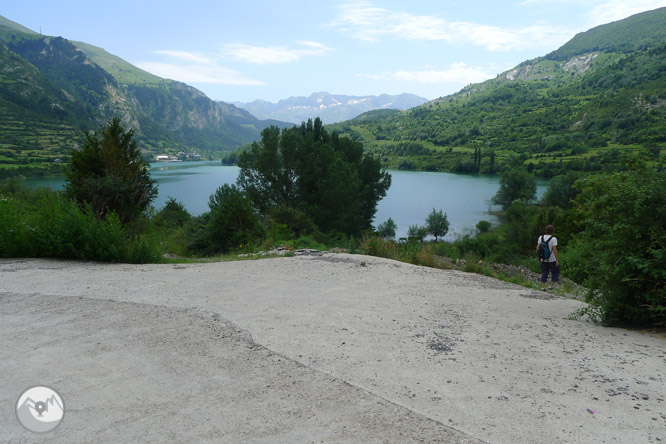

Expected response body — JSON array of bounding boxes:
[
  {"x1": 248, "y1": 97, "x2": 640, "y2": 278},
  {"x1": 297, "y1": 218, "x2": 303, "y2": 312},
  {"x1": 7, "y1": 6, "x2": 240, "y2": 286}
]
[
  {"x1": 492, "y1": 167, "x2": 536, "y2": 209},
  {"x1": 237, "y1": 118, "x2": 391, "y2": 235},
  {"x1": 425, "y1": 209, "x2": 449, "y2": 241}
]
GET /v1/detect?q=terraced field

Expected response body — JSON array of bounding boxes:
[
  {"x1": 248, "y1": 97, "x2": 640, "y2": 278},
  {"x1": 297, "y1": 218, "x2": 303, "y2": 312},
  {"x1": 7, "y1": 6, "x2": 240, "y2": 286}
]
[{"x1": 0, "y1": 115, "x2": 78, "y2": 177}]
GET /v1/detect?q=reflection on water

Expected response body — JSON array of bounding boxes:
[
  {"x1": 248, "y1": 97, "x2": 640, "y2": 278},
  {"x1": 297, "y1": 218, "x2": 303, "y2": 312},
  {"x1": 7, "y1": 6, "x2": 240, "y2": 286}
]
[{"x1": 18, "y1": 161, "x2": 548, "y2": 240}]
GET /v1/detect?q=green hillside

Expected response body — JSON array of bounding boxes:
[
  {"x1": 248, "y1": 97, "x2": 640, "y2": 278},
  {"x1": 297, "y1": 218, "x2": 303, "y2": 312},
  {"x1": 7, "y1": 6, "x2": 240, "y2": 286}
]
[
  {"x1": 546, "y1": 7, "x2": 666, "y2": 60},
  {"x1": 0, "y1": 15, "x2": 284, "y2": 178},
  {"x1": 0, "y1": 14, "x2": 39, "y2": 37},
  {"x1": 329, "y1": 8, "x2": 666, "y2": 177},
  {"x1": 73, "y1": 41, "x2": 164, "y2": 85}
]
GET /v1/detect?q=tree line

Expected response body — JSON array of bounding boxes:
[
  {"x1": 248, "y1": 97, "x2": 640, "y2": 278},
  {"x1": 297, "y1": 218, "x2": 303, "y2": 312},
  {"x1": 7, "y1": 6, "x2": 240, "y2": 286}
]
[{"x1": 1, "y1": 118, "x2": 663, "y2": 328}]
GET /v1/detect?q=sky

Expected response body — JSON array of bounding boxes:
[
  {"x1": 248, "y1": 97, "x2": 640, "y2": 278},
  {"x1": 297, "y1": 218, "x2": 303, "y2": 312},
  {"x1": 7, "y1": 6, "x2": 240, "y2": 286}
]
[{"x1": 4, "y1": 1, "x2": 666, "y2": 103}]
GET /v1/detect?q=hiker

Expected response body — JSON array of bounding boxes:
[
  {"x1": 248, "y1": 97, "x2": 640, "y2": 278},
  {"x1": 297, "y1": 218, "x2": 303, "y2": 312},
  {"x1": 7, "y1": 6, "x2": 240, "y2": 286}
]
[{"x1": 536, "y1": 224, "x2": 559, "y2": 291}]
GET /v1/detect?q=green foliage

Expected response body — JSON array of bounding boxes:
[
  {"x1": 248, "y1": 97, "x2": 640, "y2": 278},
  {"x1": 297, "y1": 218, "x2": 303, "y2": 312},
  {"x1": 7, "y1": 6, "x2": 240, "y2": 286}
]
[
  {"x1": 359, "y1": 235, "x2": 400, "y2": 260},
  {"x1": 186, "y1": 184, "x2": 264, "y2": 256},
  {"x1": 425, "y1": 209, "x2": 449, "y2": 241},
  {"x1": 449, "y1": 231, "x2": 503, "y2": 262},
  {"x1": 0, "y1": 184, "x2": 158, "y2": 263},
  {"x1": 154, "y1": 197, "x2": 191, "y2": 229},
  {"x1": 0, "y1": 25, "x2": 277, "y2": 178},
  {"x1": 476, "y1": 220, "x2": 492, "y2": 233},
  {"x1": 283, "y1": 236, "x2": 328, "y2": 251},
  {"x1": 237, "y1": 118, "x2": 391, "y2": 236},
  {"x1": 376, "y1": 217, "x2": 397, "y2": 240},
  {"x1": 327, "y1": 12, "x2": 666, "y2": 177},
  {"x1": 65, "y1": 118, "x2": 158, "y2": 225},
  {"x1": 566, "y1": 167, "x2": 666, "y2": 326},
  {"x1": 540, "y1": 172, "x2": 583, "y2": 209},
  {"x1": 546, "y1": 7, "x2": 666, "y2": 61},
  {"x1": 407, "y1": 224, "x2": 428, "y2": 241},
  {"x1": 492, "y1": 167, "x2": 537, "y2": 209},
  {"x1": 267, "y1": 205, "x2": 318, "y2": 238}
]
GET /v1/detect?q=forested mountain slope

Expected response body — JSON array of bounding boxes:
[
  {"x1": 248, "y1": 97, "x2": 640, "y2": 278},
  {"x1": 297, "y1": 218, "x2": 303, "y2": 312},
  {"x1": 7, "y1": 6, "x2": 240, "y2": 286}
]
[
  {"x1": 330, "y1": 7, "x2": 666, "y2": 177},
  {"x1": 0, "y1": 15, "x2": 285, "y2": 178}
]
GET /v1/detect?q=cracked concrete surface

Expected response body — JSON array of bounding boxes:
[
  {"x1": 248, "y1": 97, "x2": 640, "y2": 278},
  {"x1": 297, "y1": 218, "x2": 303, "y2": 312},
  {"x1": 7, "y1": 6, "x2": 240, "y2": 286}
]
[{"x1": 1, "y1": 255, "x2": 664, "y2": 443}]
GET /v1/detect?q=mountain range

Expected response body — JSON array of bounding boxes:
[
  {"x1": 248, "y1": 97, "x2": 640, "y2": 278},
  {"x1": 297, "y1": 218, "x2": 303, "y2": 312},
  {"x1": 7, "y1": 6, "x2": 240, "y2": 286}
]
[
  {"x1": 2, "y1": 8, "x2": 666, "y2": 179},
  {"x1": 328, "y1": 7, "x2": 666, "y2": 177},
  {"x1": 0, "y1": 15, "x2": 429, "y2": 178},
  {"x1": 232, "y1": 92, "x2": 427, "y2": 124}
]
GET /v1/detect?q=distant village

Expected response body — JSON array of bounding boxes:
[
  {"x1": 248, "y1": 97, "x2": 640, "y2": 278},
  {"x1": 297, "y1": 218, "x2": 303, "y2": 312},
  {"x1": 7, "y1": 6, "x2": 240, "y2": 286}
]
[{"x1": 154, "y1": 151, "x2": 203, "y2": 162}]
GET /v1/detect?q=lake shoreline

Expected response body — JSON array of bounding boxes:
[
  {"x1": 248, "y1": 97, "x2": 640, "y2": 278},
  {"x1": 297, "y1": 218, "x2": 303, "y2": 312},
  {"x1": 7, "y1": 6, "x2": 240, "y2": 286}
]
[{"x1": 14, "y1": 162, "x2": 548, "y2": 240}]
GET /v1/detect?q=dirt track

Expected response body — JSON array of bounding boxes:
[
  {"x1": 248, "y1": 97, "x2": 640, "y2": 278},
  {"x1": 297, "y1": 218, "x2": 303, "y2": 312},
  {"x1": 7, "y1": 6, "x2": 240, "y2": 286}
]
[{"x1": 1, "y1": 255, "x2": 664, "y2": 443}]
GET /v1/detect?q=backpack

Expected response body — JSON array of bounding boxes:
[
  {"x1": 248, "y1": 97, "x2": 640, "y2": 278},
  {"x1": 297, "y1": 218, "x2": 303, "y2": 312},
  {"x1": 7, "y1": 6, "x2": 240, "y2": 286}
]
[{"x1": 538, "y1": 235, "x2": 553, "y2": 262}]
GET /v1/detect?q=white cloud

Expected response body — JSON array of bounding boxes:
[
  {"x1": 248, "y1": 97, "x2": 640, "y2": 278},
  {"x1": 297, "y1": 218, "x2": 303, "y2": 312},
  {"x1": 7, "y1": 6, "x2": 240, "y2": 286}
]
[
  {"x1": 135, "y1": 40, "x2": 333, "y2": 87},
  {"x1": 520, "y1": 0, "x2": 666, "y2": 27},
  {"x1": 358, "y1": 63, "x2": 493, "y2": 85},
  {"x1": 134, "y1": 61, "x2": 265, "y2": 86},
  {"x1": 224, "y1": 41, "x2": 333, "y2": 64},
  {"x1": 331, "y1": 1, "x2": 574, "y2": 51},
  {"x1": 152, "y1": 50, "x2": 213, "y2": 64},
  {"x1": 586, "y1": 0, "x2": 666, "y2": 26}
]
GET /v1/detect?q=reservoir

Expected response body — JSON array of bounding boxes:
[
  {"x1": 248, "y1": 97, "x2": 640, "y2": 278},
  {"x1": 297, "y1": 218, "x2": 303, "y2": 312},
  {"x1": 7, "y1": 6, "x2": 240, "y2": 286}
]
[{"x1": 20, "y1": 161, "x2": 548, "y2": 240}]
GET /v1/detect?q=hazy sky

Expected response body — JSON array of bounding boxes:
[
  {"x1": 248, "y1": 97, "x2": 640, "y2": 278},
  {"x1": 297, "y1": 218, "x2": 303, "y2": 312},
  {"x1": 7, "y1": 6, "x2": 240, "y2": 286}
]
[{"x1": 4, "y1": 1, "x2": 666, "y2": 103}]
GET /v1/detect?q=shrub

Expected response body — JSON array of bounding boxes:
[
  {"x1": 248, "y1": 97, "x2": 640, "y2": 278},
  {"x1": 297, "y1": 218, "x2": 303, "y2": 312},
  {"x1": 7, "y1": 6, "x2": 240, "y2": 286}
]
[
  {"x1": 567, "y1": 167, "x2": 666, "y2": 326},
  {"x1": 267, "y1": 205, "x2": 318, "y2": 237},
  {"x1": 186, "y1": 184, "x2": 264, "y2": 256},
  {"x1": 0, "y1": 187, "x2": 136, "y2": 262},
  {"x1": 407, "y1": 224, "x2": 428, "y2": 241},
  {"x1": 359, "y1": 235, "x2": 399, "y2": 260},
  {"x1": 476, "y1": 220, "x2": 492, "y2": 233},
  {"x1": 154, "y1": 198, "x2": 191, "y2": 229}
]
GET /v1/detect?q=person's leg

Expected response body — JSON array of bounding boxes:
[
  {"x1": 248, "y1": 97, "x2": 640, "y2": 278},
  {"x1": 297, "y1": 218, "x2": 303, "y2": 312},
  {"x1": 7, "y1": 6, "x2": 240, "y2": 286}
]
[
  {"x1": 540, "y1": 262, "x2": 549, "y2": 290},
  {"x1": 549, "y1": 262, "x2": 560, "y2": 289}
]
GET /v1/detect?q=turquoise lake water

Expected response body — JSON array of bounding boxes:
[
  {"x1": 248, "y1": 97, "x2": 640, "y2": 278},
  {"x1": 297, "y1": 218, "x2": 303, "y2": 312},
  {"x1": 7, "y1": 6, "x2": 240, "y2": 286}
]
[{"x1": 20, "y1": 161, "x2": 548, "y2": 240}]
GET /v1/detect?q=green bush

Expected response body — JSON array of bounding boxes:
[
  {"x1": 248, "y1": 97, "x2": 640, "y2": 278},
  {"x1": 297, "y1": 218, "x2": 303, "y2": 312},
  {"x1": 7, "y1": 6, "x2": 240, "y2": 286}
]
[
  {"x1": 186, "y1": 184, "x2": 264, "y2": 256},
  {"x1": 267, "y1": 205, "x2": 318, "y2": 237},
  {"x1": 476, "y1": 220, "x2": 492, "y2": 233},
  {"x1": 567, "y1": 167, "x2": 666, "y2": 326},
  {"x1": 285, "y1": 236, "x2": 328, "y2": 251},
  {"x1": 184, "y1": 213, "x2": 213, "y2": 255},
  {"x1": 154, "y1": 197, "x2": 191, "y2": 229},
  {"x1": 0, "y1": 185, "x2": 161, "y2": 263},
  {"x1": 359, "y1": 235, "x2": 399, "y2": 260},
  {"x1": 407, "y1": 224, "x2": 428, "y2": 241},
  {"x1": 452, "y1": 232, "x2": 503, "y2": 262}
]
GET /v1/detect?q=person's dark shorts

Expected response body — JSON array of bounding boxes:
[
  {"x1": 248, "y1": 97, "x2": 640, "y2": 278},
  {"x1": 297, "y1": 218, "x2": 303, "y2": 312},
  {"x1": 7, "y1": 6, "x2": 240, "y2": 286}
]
[{"x1": 540, "y1": 261, "x2": 560, "y2": 283}]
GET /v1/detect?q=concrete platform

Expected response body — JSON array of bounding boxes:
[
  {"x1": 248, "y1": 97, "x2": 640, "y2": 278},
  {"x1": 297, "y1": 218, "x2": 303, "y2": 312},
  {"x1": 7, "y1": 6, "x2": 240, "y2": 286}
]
[{"x1": 1, "y1": 255, "x2": 664, "y2": 443}]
